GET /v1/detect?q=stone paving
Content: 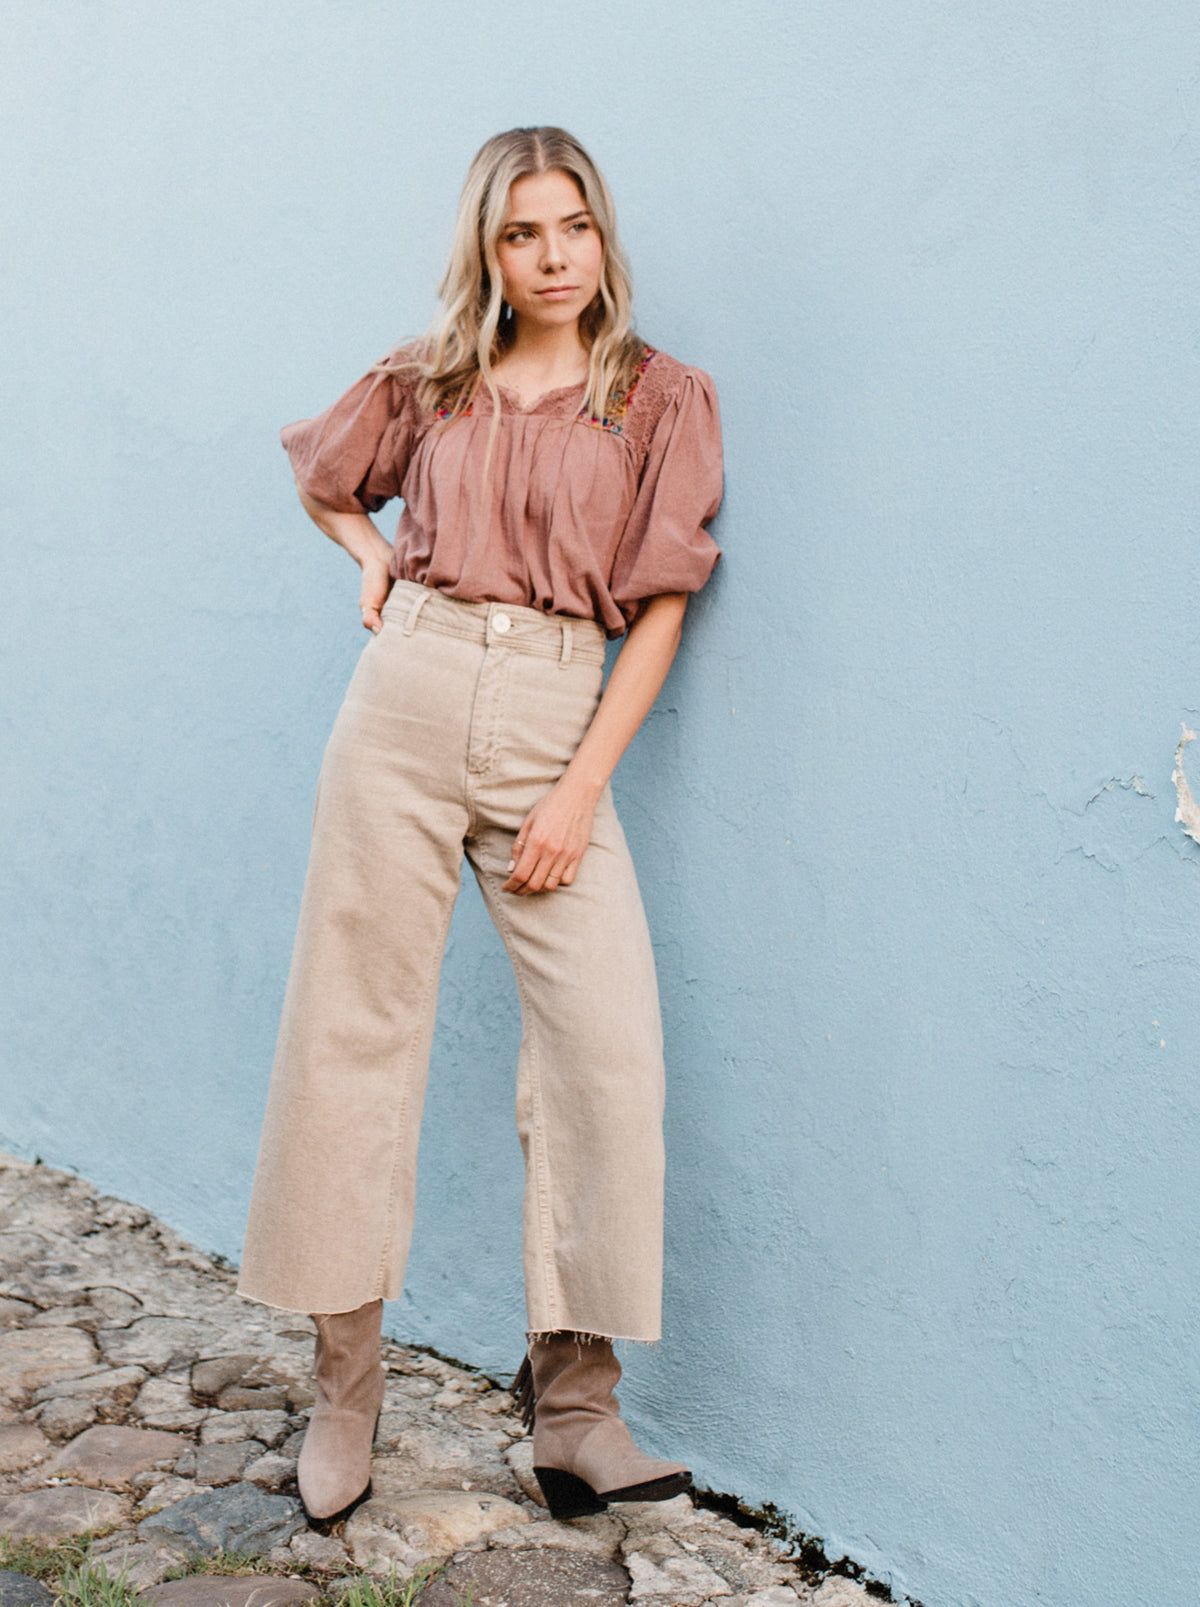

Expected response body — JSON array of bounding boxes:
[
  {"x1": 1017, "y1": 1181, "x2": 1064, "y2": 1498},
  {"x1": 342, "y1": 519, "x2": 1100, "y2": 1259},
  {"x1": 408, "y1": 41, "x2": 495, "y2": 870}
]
[{"x1": 0, "y1": 1154, "x2": 878, "y2": 1607}]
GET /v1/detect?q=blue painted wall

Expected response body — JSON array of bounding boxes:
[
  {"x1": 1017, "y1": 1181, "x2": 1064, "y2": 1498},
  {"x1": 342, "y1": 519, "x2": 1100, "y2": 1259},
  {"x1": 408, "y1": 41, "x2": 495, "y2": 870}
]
[{"x1": 3, "y1": 4, "x2": 1198, "y2": 1604}]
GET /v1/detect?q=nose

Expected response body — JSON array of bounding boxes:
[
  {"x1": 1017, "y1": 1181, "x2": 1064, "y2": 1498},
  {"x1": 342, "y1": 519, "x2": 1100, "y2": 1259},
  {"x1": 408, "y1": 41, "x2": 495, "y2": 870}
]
[{"x1": 539, "y1": 231, "x2": 568, "y2": 273}]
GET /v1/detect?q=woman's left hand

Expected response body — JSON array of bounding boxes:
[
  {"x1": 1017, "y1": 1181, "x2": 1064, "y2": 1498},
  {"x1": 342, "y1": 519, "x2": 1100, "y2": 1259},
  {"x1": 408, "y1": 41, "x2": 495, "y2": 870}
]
[
  {"x1": 502, "y1": 594, "x2": 689, "y2": 897},
  {"x1": 503, "y1": 774, "x2": 601, "y2": 895}
]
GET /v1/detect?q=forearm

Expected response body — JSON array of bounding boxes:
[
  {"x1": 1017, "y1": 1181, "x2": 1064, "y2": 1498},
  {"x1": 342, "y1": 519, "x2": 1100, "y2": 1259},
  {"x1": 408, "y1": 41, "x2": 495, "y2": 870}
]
[
  {"x1": 562, "y1": 593, "x2": 689, "y2": 796},
  {"x1": 298, "y1": 488, "x2": 392, "y2": 570}
]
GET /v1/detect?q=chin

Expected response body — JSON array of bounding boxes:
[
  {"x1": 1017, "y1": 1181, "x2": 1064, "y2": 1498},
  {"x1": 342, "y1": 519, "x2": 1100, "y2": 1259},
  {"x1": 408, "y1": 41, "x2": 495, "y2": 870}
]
[{"x1": 526, "y1": 303, "x2": 582, "y2": 327}]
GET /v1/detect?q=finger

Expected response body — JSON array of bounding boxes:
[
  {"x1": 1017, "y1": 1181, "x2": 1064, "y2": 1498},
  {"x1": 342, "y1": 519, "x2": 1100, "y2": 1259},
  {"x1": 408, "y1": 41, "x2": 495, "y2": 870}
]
[
  {"x1": 518, "y1": 834, "x2": 579, "y2": 893},
  {"x1": 522, "y1": 849, "x2": 573, "y2": 896},
  {"x1": 508, "y1": 844, "x2": 554, "y2": 895},
  {"x1": 502, "y1": 834, "x2": 539, "y2": 893},
  {"x1": 520, "y1": 862, "x2": 552, "y2": 895},
  {"x1": 515, "y1": 850, "x2": 552, "y2": 895},
  {"x1": 360, "y1": 603, "x2": 383, "y2": 634},
  {"x1": 542, "y1": 853, "x2": 574, "y2": 893},
  {"x1": 506, "y1": 816, "x2": 547, "y2": 875}
]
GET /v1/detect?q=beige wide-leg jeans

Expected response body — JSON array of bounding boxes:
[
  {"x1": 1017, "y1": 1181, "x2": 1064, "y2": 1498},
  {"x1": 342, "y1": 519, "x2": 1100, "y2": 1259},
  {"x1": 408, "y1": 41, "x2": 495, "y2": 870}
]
[{"x1": 238, "y1": 582, "x2": 666, "y2": 1341}]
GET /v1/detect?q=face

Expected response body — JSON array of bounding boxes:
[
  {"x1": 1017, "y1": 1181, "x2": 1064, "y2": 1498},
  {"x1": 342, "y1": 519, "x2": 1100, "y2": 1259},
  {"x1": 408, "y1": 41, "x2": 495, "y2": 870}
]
[{"x1": 494, "y1": 168, "x2": 604, "y2": 332}]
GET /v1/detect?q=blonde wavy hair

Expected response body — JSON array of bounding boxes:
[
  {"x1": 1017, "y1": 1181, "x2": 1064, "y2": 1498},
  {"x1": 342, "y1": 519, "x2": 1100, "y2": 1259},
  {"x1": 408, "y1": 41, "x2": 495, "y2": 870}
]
[{"x1": 378, "y1": 127, "x2": 645, "y2": 422}]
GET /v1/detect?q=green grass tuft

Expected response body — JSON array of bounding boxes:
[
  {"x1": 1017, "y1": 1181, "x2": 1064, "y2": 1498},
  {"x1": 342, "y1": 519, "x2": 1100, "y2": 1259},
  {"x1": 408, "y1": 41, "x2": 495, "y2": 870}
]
[
  {"x1": 0, "y1": 1534, "x2": 469, "y2": 1607},
  {"x1": 162, "y1": 1552, "x2": 281, "y2": 1581},
  {"x1": 56, "y1": 1553, "x2": 138, "y2": 1607},
  {"x1": 331, "y1": 1564, "x2": 447, "y2": 1607},
  {"x1": 0, "y1": 1540, "x2": 139, "y2": 1607},
  {"x1": 0, "y1": 1535, "x2": 106, "y2": 1583}
]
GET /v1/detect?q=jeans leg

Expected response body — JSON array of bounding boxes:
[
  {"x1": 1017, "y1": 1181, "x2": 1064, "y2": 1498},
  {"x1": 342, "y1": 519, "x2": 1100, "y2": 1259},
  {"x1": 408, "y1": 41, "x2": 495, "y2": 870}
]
[
  {"x1": 238, "y1": 624, "x2": 474, "y2": 1314},
  {"x1": 468, "y1": 789, "x2": 666, "y2": 1343}
]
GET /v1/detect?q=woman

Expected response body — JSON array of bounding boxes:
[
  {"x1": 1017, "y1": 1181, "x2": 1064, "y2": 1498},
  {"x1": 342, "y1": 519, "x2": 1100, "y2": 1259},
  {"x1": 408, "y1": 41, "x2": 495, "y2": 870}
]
[{"x1": 238, "y1": 126, "x2": 722, "y2": 1526}]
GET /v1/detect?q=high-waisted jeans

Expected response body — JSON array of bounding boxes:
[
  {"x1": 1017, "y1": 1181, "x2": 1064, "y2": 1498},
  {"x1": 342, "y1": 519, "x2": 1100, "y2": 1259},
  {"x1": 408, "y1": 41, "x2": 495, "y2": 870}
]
[{"x1": 237, "y1": 581, "x2": 666, "y2": 1340}]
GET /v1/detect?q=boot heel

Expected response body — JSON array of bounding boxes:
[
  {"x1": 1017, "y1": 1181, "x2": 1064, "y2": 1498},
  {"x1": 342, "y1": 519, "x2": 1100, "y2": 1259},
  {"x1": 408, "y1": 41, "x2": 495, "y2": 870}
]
[{"x1": 534, "y1": 1465, "x2": 609, "y2": 1520}]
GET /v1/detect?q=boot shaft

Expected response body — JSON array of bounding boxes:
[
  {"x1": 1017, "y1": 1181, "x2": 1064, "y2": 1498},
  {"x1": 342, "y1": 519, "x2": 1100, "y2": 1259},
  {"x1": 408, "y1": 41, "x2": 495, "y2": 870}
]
[
  {"x1": 528, "y1": 1332, "x2": 621, "y2": 1414},
  {"x1": 312, "y1": 1300, "x2": 385, "y2": 1413},
  {"x1": 527, "y1": 1333, "x2": 622, "y2": 1467}
]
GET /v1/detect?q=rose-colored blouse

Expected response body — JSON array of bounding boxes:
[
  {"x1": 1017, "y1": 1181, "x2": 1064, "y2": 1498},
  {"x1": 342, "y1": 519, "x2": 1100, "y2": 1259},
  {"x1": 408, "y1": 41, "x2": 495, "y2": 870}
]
[{"x1": 280, "y1": 344, "x2": 722, "y2": 637}]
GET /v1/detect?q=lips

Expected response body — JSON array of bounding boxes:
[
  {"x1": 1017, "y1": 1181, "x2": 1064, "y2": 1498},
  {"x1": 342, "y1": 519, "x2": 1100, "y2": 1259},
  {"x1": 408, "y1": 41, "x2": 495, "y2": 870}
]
[{"x1": 537, "y1": 285, "x2": 578, "y2": 297}]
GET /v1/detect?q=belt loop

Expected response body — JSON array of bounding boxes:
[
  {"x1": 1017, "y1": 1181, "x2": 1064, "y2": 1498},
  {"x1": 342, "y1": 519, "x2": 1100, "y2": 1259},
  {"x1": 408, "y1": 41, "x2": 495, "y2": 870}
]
[
  {"x1": 403, "y1": 589, "x2": 432, "y2": 636},
  {"x1": 559, "y1": 619, "x2": 573, "y2": 668}
]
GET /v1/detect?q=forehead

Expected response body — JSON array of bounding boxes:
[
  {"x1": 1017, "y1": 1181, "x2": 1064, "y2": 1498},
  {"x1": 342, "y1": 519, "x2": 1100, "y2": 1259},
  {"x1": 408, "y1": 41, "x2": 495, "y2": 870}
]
[{"x1": 504, "y1": 168, "x2": 588, "y2": 219}]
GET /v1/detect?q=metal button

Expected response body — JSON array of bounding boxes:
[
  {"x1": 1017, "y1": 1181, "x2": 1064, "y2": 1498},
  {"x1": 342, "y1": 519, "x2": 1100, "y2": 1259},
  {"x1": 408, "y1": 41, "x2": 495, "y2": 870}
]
[{"x1": 492, "y1": 612, "x2": 512, "y2": 634}]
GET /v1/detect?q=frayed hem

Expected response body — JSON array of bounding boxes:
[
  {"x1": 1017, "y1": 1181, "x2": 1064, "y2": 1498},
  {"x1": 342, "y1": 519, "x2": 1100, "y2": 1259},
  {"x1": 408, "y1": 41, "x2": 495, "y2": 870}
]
[
  {"x1": 525, "y1": 1329, "x2": 661, "y2": 1346},
  {"x1": 236, "y1": 1284, "x2": 395, "y2": 1317},
  {"x1": 234, "y1": 1288, "x2": 307, "y2": 1316}
]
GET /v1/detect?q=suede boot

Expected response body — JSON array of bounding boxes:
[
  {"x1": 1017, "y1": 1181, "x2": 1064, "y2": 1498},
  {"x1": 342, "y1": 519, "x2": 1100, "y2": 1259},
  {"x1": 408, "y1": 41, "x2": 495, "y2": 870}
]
[
  {"x1": 514, "y1": 1332, "x2": 691, "y2": 1520},
  {"x1": 297, "y1": 1299, "x2": 385, "y2": 1521}
]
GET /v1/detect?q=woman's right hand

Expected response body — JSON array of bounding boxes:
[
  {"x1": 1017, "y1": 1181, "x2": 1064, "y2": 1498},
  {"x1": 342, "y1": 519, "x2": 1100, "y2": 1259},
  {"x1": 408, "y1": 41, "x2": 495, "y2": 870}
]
[
  {"x1": 359, "y1": 554, "x2": 394, "y2": 633},
  {"x1": 294, "y1": 487, "x2": 394, "y2": 633}
]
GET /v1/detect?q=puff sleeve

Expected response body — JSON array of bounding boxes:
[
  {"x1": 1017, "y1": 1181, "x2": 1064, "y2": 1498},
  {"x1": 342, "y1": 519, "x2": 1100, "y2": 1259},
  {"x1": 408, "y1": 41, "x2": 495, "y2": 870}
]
[
  {"x1": 280, "y1": 359, "x2": 420, "y2": 514},
  {"x1": 610, "y1": 366, "x2": 723, "y2": 609}
]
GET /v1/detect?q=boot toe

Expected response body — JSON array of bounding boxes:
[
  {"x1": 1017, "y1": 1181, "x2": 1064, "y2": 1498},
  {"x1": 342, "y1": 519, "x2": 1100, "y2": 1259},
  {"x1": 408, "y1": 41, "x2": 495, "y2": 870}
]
[
  {"x1": 298, "y1": 1470, "x2": 373, "y2": 1524},
  {"x1": 569, "y1": 1419, "x2": 690, "y2": 1501},
  {"x1": 297, "y1": 1411, "x2": 376, "y2": 1521}
]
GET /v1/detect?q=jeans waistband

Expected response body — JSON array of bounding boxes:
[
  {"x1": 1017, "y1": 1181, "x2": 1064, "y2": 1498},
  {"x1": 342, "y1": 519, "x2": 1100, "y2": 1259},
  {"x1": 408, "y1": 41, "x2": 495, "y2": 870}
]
[{"x1": 381, "y1": 580, "x2": 608, "y2": 666}]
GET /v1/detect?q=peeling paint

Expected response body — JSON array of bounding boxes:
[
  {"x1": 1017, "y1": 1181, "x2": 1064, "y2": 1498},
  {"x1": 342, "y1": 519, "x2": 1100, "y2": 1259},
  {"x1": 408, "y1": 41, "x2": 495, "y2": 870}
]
[
  {"x1": 1085, "y1": 775, "x2": 1154, "y2": 808},
  {"x1": 1172, "y1": 725, "x2": 1200, "y2": 845}
]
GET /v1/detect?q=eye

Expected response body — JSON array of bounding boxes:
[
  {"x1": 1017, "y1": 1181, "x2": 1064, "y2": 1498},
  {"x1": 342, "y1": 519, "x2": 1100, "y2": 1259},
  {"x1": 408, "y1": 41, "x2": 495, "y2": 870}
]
[
  {"x1": 505, "y1": 229, "x2": 533, "y2": 244},
  {"x1": 568, "y1": 220, "x2": 592, "y2": 234}
]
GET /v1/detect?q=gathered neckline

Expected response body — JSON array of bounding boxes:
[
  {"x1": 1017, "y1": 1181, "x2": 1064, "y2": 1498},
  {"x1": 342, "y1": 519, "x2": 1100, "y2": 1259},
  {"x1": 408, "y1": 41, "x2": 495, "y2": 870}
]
[
  {"x1": 495, "y1": 378, "x2": 588, "y2": 414},
  {"x1": 432, "y1": 347, "x2": 658, "y2": 435}
]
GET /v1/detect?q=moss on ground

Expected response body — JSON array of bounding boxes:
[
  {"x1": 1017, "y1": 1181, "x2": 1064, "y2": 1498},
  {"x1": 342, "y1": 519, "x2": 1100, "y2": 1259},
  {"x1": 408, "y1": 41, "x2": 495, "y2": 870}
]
[{"x1": 0, "y1": 1537, "x2": 458, "y2": 1607}]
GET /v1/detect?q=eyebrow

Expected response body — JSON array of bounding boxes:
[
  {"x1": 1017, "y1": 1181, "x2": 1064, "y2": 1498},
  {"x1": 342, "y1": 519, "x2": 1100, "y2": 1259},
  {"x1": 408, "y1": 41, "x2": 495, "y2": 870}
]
[{"x1": 505, "y1": 210, "x2": 591, "y2": 230}]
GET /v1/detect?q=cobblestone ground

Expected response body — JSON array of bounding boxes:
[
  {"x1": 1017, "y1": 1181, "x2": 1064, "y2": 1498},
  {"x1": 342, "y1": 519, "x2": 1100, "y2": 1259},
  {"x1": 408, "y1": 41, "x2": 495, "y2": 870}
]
[{"x1": 0, "y1": 1155, "x2": 877, "y2": 1607}]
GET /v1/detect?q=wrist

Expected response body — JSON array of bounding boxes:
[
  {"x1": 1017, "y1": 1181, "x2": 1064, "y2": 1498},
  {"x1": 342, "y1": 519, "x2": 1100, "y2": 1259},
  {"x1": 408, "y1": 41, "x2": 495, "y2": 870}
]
[
  {"x1": 560, "y1": 760, "x2": 608, "y2": 801},
  {"x1": 360, "y1": 540, "x2": 393, "y2": 572}
]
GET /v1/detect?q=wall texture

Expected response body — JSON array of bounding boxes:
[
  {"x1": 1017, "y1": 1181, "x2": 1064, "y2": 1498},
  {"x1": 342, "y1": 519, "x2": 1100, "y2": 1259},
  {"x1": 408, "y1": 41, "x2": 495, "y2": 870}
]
[{"x1": 2, "y1": 5, "x2": 1198, "y2": 1605}]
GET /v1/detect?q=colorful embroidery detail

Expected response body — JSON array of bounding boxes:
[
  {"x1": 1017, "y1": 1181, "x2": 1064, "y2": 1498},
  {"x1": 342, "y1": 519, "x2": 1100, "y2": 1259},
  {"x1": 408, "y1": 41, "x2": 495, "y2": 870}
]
[
  {"x1": 435, "y1": 398, "x2": 474, "y2": 422},
  {"x1": 577, "y1": 346, "x2": 655, "y2": 435}
]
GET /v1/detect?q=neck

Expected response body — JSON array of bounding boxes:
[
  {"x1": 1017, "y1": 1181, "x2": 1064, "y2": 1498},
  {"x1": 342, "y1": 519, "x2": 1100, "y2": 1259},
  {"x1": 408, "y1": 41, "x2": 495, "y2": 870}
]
[{"x1": 505, "y1": 318, "x2": 589, "y2": 381}]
